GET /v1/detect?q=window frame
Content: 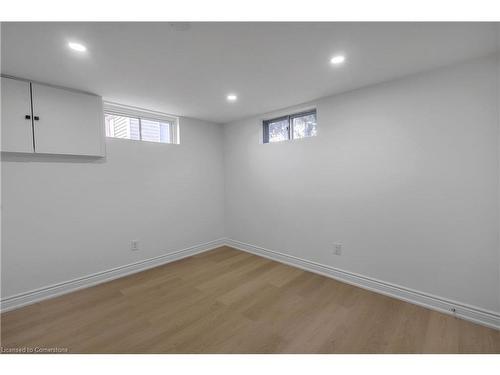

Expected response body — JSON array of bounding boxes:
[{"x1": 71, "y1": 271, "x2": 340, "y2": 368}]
[
  {"x1": 263, "y1": 109, "x2": 317, "y2": 144},
  {"x1": 103, "y1": 102, "x2": 180, "y2": 144}
]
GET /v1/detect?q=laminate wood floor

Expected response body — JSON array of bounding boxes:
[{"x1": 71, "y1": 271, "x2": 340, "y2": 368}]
[{"x1": 1, "y1": 246, "x2": 499, "y2": 353}]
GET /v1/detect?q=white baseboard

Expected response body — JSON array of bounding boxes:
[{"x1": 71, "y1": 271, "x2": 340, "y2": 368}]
[
  {"x1": 3, "y1": 236, "x2": 499, "y2": 331},
  {"x1": 0, "y1": 238, "x2": 226, "y2": 313},
  {"x1": 224, "y1": 238, "x2": 500, "y2": 331}
]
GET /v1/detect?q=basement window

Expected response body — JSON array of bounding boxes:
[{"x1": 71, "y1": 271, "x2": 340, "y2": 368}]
[
  {"x1": 104, "y1": 102, "x2": 179, "y2": 144},
  {"x1": 263, "y1": 109, "x2": 317, "y2": 143}
]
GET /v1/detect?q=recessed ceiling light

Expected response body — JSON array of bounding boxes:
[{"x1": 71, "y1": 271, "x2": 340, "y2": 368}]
[
  {"x1": 330, "y1": 55, "x2": 346, "y2": 65},
  {"x1": 68, "y1": 42, "x2": 87, "y2": 52},
  {"x1": 226, "y1": 94, "x2": 238, "y2": 102}
]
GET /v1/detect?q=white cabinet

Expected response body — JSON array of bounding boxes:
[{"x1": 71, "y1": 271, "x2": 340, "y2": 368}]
[
  {"x1": 1, "y1": 77, "x2": 34, "y2": 153},
  {"x1": 1, "y1": 77, "x2": 105, "y2": 156},
  {"x1": 31, "y1": 84, "x2": 105, "y2": 156}
]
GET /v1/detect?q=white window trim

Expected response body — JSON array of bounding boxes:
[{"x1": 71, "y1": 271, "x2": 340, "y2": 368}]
[{"x1": 103, "y1": 101, "x2": 180, "y2": 144}]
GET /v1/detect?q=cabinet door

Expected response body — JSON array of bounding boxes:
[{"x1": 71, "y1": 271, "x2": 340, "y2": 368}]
[
  {"x1": 32, "y1": 84, "x2": 105, "y2": 156},
  {"x1": 1, "y1": 77, "x2": 34, "y2": 153}
]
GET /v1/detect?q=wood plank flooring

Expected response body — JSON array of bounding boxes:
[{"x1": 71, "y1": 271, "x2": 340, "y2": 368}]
[{"x1": 1, "y1": 246, "x2": 499, "y2": 353}]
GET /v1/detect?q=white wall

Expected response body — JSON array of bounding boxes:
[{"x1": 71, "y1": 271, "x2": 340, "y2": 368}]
[
  {"x1": 1, "y1": 117, "x2": 225, "y2": 298},
  {"x1": 224, "y1": 56, "x2": 500, "y2": 313},
  {"x1": 2, "y1": 55, "x2": 499, "y2": 316}
]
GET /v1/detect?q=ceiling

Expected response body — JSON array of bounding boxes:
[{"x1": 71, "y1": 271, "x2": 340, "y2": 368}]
[{"x1": 1, "y1": 22, "x2": 498, "y2": 124}]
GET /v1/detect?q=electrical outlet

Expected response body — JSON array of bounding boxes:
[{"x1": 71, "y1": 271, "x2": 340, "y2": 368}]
[
  {"x1": 131, "y1": 240, "x2": 139, "y2": 251},
  {"x1": 334, "y1": 243, "x2": 343, "y2": 256}
]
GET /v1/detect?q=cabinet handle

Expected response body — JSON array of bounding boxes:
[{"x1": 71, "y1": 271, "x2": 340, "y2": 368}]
[
  {"x1": 25, "y1": 115, "x2": 31, "y2": 120},
  {"x1": 34, "y1": 116, "x2": 40, "y2": 121}
]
